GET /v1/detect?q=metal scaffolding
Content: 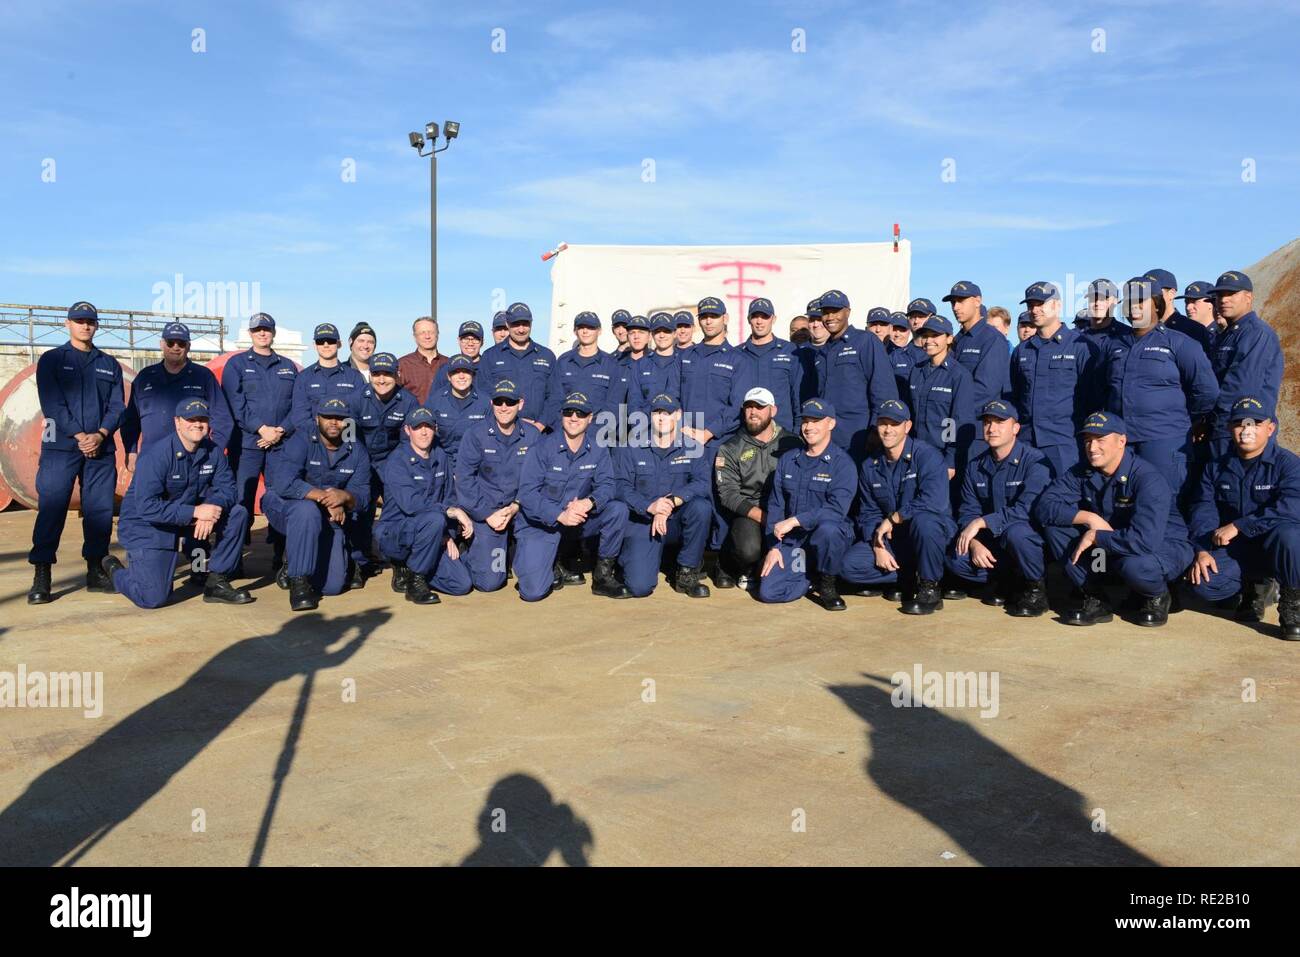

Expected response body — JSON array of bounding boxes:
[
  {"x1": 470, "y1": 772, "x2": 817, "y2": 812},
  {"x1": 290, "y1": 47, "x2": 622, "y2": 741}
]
[{"x1": 0, "y1": 302, "x2": 228, "y2": 368}]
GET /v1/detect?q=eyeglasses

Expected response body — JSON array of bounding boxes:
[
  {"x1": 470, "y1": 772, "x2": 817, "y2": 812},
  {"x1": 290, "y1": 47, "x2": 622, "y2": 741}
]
[{"x1": 562, "y1": 409, "x2": 591, "y2": 419}]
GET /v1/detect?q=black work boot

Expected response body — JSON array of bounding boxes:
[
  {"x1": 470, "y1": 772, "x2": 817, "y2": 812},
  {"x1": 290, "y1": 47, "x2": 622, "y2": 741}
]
[
  {"x1": 592, "y1": 557, "x2": 631, "y2": 599},
  {"x1": 405, "y1": 572, "x2": 441, "y2": 605},
  {"x1": 818, "y1": 573, "x2": 846, "y2": 611},
  {"x1": 274, "y1": 557, "x2": 291, "y2": 590},
  {"x1": 557, "y1": 560, "x2": 585, "y2": 586},
  {"x1": 1235, "y1": 579, "x2": 1279, "y2": 622},
  {"x1": 882, "y1": 584, "x2": 905, "y2": 602},
  {"x1": 1063, "y1": 588, "x2": 1113, "y2": 626},
  {"x1": 203, "y1": 573, "x2": 254, "y2": 605},
  {"x1": 289, "y1": 576, "x2": 318, "y2": 612},
  {"x1": 839, "y1": 578, "x2": 883, "y2": 598},
  {"x1": 940, "y1": 577, "x2": 968, "y2": 600},
  {"x1": 85, "y1": 557, "x2": 113, "y2": 593},
  {"x1": 981, "y1": 572, "x2": 1013, "y2": 607},
  {"x1": 28, "y1": 563, "x2": 52, "y2": 605},
  {"x1": 901, "y1": 579, "x2": 943, "y2": 615},
  {"x1": 1008, "y1": 578, "x2": 1049, "y2": 617},
  {"x1": 550, "y1": 562, "x2": 566, "y2": 591},
  {"x1": 390, "y1": 561, "x2": 411, "y2": 593},
  {"x1": 1278, "y1": 586, "x2": 1300, "y2": 640},
  {"x1": 347, "y1": 561, "x2": 366, "y2": 591},
  {"x1": 1136, "y1": 589, "x2": 1171, "y2": 627},
  {"x1": 673, "y1": 565, "x2": 711, "y2": 598},
  {"x1": 713, "y1": 561, "x2": 737, "y2": 589},
  {"x1": 99, "y1": 555, "x2": 124, "y2": 593}
]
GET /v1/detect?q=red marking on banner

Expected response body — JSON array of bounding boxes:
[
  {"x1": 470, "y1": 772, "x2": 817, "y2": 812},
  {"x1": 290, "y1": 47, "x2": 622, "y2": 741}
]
[{"x1": 699, "y1": 260, "x2": 782, "y2": 341}]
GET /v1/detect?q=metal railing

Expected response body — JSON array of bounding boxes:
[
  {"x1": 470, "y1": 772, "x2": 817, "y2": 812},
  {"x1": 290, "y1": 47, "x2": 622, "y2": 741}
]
[{"x1": 0, "y1": 302, "x2": 228, "y2": 365}]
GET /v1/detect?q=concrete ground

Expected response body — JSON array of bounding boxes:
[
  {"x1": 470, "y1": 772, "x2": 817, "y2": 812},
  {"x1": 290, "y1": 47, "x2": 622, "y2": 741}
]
[{"x1": 0, "y1": 509, "x2": 1295, "y2": 867}]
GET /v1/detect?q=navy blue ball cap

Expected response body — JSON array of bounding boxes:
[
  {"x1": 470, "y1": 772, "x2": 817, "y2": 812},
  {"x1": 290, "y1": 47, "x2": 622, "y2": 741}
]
[
  {"x1": 873, "y1": 399, "x2": 911, "y2": 423},
  {"x1": 561, "y1": 391, "x2": 593, "y2": 414},
  {"x1": 673, "y1": 310, "x2": 694, "y2": 328},
  {"x1": 369, "y1": 352, "x2": 398, "y2": 374},
  {"x1": 175, "y1": 398, "x2": 210, "y2": 419},
  {"x1": 915, "y1": 315, "x2": 953, "y2": 336},
  {"x1": 649, "y1": 312, "x2": 674, "y2": 332},
  {"x1": 941, "y1": 280, "x2": 982, "y2": 302},
  {"x1": 506, "y1": 302, "x2": 533, "y2": 323},
  {"x1": 800, "y1": 397, "x2": 836, "y2": 420},
  {"x1": 447, "y1": 354, "x2": 477, "y2": 374},
  {"x1": 458, "y1": 320, "x2": 484, "y2": 339},
  {"x1": 1088, "y1": 278, "x2": 1120, "y2": 300},
  {"x1": 649, "y1": 392, "x2": 681, "y2": 413},
  {"x1": 1176, "y1": 281, "x2": 1214, "y2": 301},
  {"x1": 1208, "y1": 270, "x2": 1253, "y2": 294},
  {"x1": 906, "y1": 297, "x2": 937, "y2": 317},
  {"x1": 1122, "y1": 276, "x2": 1159, "y2": 301},
  {"x1": 747, "y1": 297, "x2": 774, "y2": 317},
  {"x1": 313, "y1": 322, "x2": 340, "y2": 342},
  {"x1": 162, "y1": 321, "x2": 191, "y2": 342},
  {"x1": 492, "y1": 379, "x2": 521, "y2": 401},
  {"x1": 888, "y1": 311, "x2": 909, "y2": 329},
  {"x1": 1078, "y1": 410, "x2": 1125, "y2": 436},
  {"x1": 318, "y1": 398, "x2": 350, "y2": 417},
  {"x1": 1230, "y1": 396, "x2": 1274, "y2": 423},
  {"x1": 407, "y1": 407, "x2": 435, "y2": 428},
  {"x1": 491, "y1": 311, "x2": 509, "y2": 331},
  {"x1": 573, "y1": 311, "x2": 600, "y2": 329},
  {"x1": 625, "y1": 314, "x2": 650, "y2": 331},
  {"x1": 805, "y1": 298, "x2": 823, "y2": 319},
  {"x1": 1020, "y1": 281, "x2": 1061, "y2": 304},
  {"x1": 1017, "y1": 310, "x2": 1034, "y2": 326},
  {"x1": 697, "y1": 296, "x2": 726, "y2": 317},
  {"x1": 866, "y1": 306, "x2": 891, "y2": 324},
  {"x1": 979, "y1": 399, "x2": 1018, "y2": 422},
  {"x1": 1143, "y1": 268, "x2": 1178, "y2": 291},
  {"x1": 248, "y1": 312, "x2": 276, "y2": 331},
  {"x1": 67, "y1": 301, "x2": 99, "y2": 323},
  {"x1": 819, "y1": 289, "x2": 850, "y2": 310},
  {"x1": 611, "y1": 309, "x2": 631, "y2": 327}
]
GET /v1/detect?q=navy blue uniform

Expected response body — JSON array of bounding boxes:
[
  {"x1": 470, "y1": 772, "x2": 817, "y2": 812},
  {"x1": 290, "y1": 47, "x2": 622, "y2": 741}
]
[
  {"x1": 888, "y1": 341, "x2": 923, "y2": 401},
  {"x1": 374, "y1": 442, "x2": 471, "y2": 595},
  {"x1": 290, "y1": 361, "x2": 366, "y2": 434},
  {"x1": 946, "y1": 441, "x2": 1051, "y2": 585},
  {"x1": 262, "y1": 427, "x2": 370, "y2": 595},
  {"x1": 1211, "y1": 312, "x2": 1283, "y2": 454},
  {"x1": 350, "y1": 385, "x2": 419, "y2": 570},
  {"x1": 424, "y1": 385, "x2": 490, "y2": 471},
  {"x1": 816, "y1": 328, "x2": 899, "y2": 457},
  {"x1": 1035, "y1": 448, "x2": 1193, "y2": 597},
  {"x1": 112, "y1": 432, "x2": 249, "y2": 608},
  {"x1": 1101, "y1": 324, "x2": 1218, "y2": 488},
  {"x1": 757, "y1": 442, "x2": 856, "y2": 602},
  {"x1": 842, "y1": 437, "x2": 956, "y2": 586},
  {"x1": 616, "y1": 436, "x2": 713, "y2": 596},
  {"x1": 515, "y1": 429, "x2": 629, "y2": 601},
  {"x1": 678, "y1": 341, "x2": 749, "y2": 442},
  {"x1": 906, "y1": 355, "x2": 976, "y2": 472},
  {"x1": 455, "y1": 419, "x2": 543, "y2": 592},
  {"x1": 1165, "y1": 311, "x2": 1216, "y2": 359},
  {"x1": 626, "y1": 352, "x2": 681, "y2": 418},
  {"x1": 221, "y1": 349, "x2": 299, "y2": 547},
  {"x1": 545, "y1": 348, "x2": 629, "y2": 430},
  {"x1": 30, "y1": 342, "x2": 125, "y2": 565},
  {"x1": 121, "y1": 360, "x2": 234, "y2": 454},
  {"x1": 736, "y1": 337, "x2": 804, "y2": 432},
  {"x1": 952, "y1": 318, "x2": 1011, "y2": 410},
  {"x1": 1187, "y1": 439, "x2": 1300, "y2": 601},
  {"x1": 479, "y1": 340, "x2": 557, "y2": 425},
  {"x1": 1009, "y1": 325, "x2": 1098, "y2": 477},
  {"x1": 795, "y1": 343, "x2": 823, "y2": 403}
]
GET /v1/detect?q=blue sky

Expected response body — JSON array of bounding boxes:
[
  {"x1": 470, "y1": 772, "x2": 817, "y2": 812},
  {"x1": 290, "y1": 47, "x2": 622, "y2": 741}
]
[{"x1": 2, "y1": 0, "x2": 1298, "y2": 354}]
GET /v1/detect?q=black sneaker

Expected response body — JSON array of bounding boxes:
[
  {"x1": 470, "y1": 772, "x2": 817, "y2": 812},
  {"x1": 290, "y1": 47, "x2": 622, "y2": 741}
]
[
  {"x1": 86, "y1": 557, "x2": 114, "y2": 593},
  {"x1": 28, "y1": 563, "x2": 52, "y2": 605},
  {"x1": 1063, "y1": 589, "x2": 1112, "y2": 626},
  {"x1": 289, "y1": 576, "x2": 319, "y2": 612},
  {"x1": 203, "y1": 574, "x2": 254, "y2": 605}
]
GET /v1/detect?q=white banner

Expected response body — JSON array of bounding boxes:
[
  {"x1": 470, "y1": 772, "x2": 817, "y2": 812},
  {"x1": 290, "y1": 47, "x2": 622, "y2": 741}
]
[{"x1": 547, "y1": 240, "x2": 911, "y2": 353}]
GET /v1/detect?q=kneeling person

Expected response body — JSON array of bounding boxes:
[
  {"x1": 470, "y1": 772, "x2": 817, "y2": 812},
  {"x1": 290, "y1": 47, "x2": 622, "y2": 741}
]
[
  {"x1": 758, "y1": 399, "x2": 856, "y2": 610},
  {"x1": 105, "y1": 399, "x2": 252, "y2": 608}
]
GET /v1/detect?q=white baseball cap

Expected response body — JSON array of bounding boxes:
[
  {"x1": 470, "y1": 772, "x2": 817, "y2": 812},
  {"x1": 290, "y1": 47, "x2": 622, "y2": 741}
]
[{"x1": 743, "y1": 387, "x2": 776, "y2": 407}]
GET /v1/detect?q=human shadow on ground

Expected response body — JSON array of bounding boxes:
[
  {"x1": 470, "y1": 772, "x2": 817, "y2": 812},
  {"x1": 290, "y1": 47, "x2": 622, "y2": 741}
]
[{"x1": 459, "y1": 773, "x2": 594, "y2": 866}]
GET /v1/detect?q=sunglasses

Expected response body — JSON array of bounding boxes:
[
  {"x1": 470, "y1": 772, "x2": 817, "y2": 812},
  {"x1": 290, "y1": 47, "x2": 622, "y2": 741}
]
[
  {"x1": 315, "y1": 339, "x2": 339, "y2": 346},
  {"x1": 163, "y1": 339, "x2": 188, "y2": 348},
  {"x1": 492, "y1": 398, "x2": 519, "y2": 407},
  {"x1": 562, "y1": 409, "x2": 591, "y2": 419}
]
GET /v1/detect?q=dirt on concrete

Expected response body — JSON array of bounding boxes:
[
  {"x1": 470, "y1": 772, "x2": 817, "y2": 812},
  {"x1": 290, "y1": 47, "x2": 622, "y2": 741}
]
[{"x1": 0, "y1": 511, "x2": 1295, "y2": 867}]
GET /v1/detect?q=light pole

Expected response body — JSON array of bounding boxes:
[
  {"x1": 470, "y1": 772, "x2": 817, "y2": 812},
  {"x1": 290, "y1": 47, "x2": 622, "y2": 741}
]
[{"x1": 408, "y1": 120, "x2": 460, "y2": 320}]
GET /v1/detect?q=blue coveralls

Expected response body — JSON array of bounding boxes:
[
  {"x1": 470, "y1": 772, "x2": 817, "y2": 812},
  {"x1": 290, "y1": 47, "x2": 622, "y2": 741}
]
[
  {"x1": 679, "y1": 341, "x2": 752, "y2": 547},
  {"x1": 842, "y1": 437, "x2": 956, "y2": 586},
  {"x1": 1101, "y1": 324, "x2": 1218, "y2": 491},
  {"x1": 906, "y1": 354, "x2": 976, "y2": 473},
  {"x1": 1009, "y1": 325, "x2": 1099, "y2": 478},
  {"x1": 545, "y1": 348, "x2": 629, "y2": 430},
  {"x1": 1034, "y1": 448, "x2": 1194, "y2": 597},
  {"x1": 261, "y1": 428, "x2": 371, "y2": 596},
  {"x1": 1210, "y1": 312, "x2": 1283, "y2": 458},
  {"x1": 374, "y1": 442, "x2": 472, "y2": 595},
  {"x1": 289, "y1": 361, "x2": 366, "y2": 434},
  {"x1": 1186, "y1": 439, "x2": 1300, "y2": 601},
  {"x1": 952, "y1": 318, "x2": 1011, "y2": 411},
  {"x1": 220, "y1": 349, "x2": 298, "y2": 548},
  {"x1": 455, "y1": 419, "x2": 543, "y2": 592},
  {"x1": 1165, "y1": 311, "x2": 1216, "y2": 360},
  {"x1": 351, "y1": 385, "x2": 419, "y2": 569},
  {"x1": 1082, "y1": 320, "x2": 1132, "y2": 351},
  {"x1": 478, "y1": 340, "x2": 557, "y2": 425},
  {"x1": 757, "y1": 443, "x2": 856, "y2": 603},
  {"x1": 736, "y1": 337, "x2": 804, "y2": 433},
  {"x1": 112, "y1": 433, "x2": 249, "y2": 608},
  {"x1": 887, "y1": 341, "x2": 924, "y2": 402},
  {"x1": 796, "y1": 343, "x2": 823, "y2": 403},
  {"x1": 30, "y1": 342, "x2": 125, "y2": 564},
  {"x1": 626, "y1": 351, "x2": 681, "y2": 419},
  {"x1": 816, "y1": 327, "x2": 899, "y2": 458},
  {"x1": 945, "y1": 440, "x2": 1051, "y2": 584},
  {"x1": 514, "y1": 429, "x2": 630, "y2": 601},
  {"x1": 615, "y1": 435, "x2": 714, "y2": 596},
  {"x1": 121, "y1": 360, "x2": 234, "y2": 454},
  {"x1": 424, "y1": 385, "x2": 490, "y2": 471}
]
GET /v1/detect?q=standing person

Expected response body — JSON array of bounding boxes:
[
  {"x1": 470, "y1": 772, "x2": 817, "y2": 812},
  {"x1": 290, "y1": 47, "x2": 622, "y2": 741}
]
[
  {"x1": 514, "y1": 392, "x2": 632, "y2": 601},
  {"x1": 673, "y1": 311, "x2": 696, "y2": 351},
  {"x1": 290, "y1": 322, "x2": 366, "y2": 433},
  {"x1": 1206, "y1": 271, "x2": 1283, "y2": 459},
  {"x1": 344, "y1": 322, "x2": 377, "y2": 382},
  {"x1": 27, "y1": 301, "x2": 125, "y2": 603},
  {"x1": 757, "y1": 399, "x2": 856, "y2": 611},
  {"x1": 886, "y1": 311, "x2": 917, "y2": 397},
  {"x1": 221, "y1": 312, "x2": 298, "y2": 575},
  {"x1": 546, "y1": 311, "x2": 629, "y2": 429},
  {"x1": 351, "y1": 352, "x2": 418, "y2": 583},
  {"x1": 425, "y1": 355, "x2": 490, "y2": 471},
  {"x1": 1079, "y1": 279, "x2": 1128, "y2": 348},
  {"x1": 736, "y1": 298, "x2": 803, "y2": 433},
  {"x1": 944, "y1": 281, "x2": 1010, "y2": 412},
  {"x1": 610, "y1": 310, "x2": 632, "y2": 355},
  {"x1": 397, "y1": 316, "x2": 449, "y2": 405},
  {"x1": 795, "y1": 299, "x2": 825, "y2": 403},
  {"x1": 985, "y1": 306, "x2": 1012, "y2": 339},
  {"x1": 815, "y1": 289, "x2": 898, "y2": 459},
  {"x1": 628, "y1": 313, "x2": 681, "y2": 418},
  {"x1": 1009, "y1": 282, "x2": 1099, "y2": 478},
  {"x1": 491, "y1": 311, "x2": 509, "y2": 345},
  {"x1": 906, "y1": 314, "x2": 975, "y2": 478},
  {"x1": 479, "y1": 302, "x2": 556, "y2": 433},
  {"x1": 455, "y1": 379, "x2": 543, "y2": 593},
  {"x1": 788, "y1": 315, "x2": 811, "y2": 346},
  {"x1": 1145, "y1": 268, "x2": 1211, "y2": 358},
  {"x1": 866, "y1": 306, "x2": 894, "y2": 344},
  {"x1": 432, "y1": 320, "x2": 487, "y2": 391},
  {"x1": 714, "y1": 387, "x2": 801, "y2": 590},
  {"x1": 1174, "y1": 281, "x2": 1218, "y2": 359},
  {"x1": 103, "y1": 399, "x2": 253, "y2": 608},
  {"x1": 1017, "y1": 311, "x2": 1035, "y2": 342}
]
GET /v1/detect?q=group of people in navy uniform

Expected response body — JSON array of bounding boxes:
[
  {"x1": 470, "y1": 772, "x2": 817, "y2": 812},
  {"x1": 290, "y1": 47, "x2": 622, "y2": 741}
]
[{"x1": 24, "y1": 269, "x2": 1298, "y2": 640}]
